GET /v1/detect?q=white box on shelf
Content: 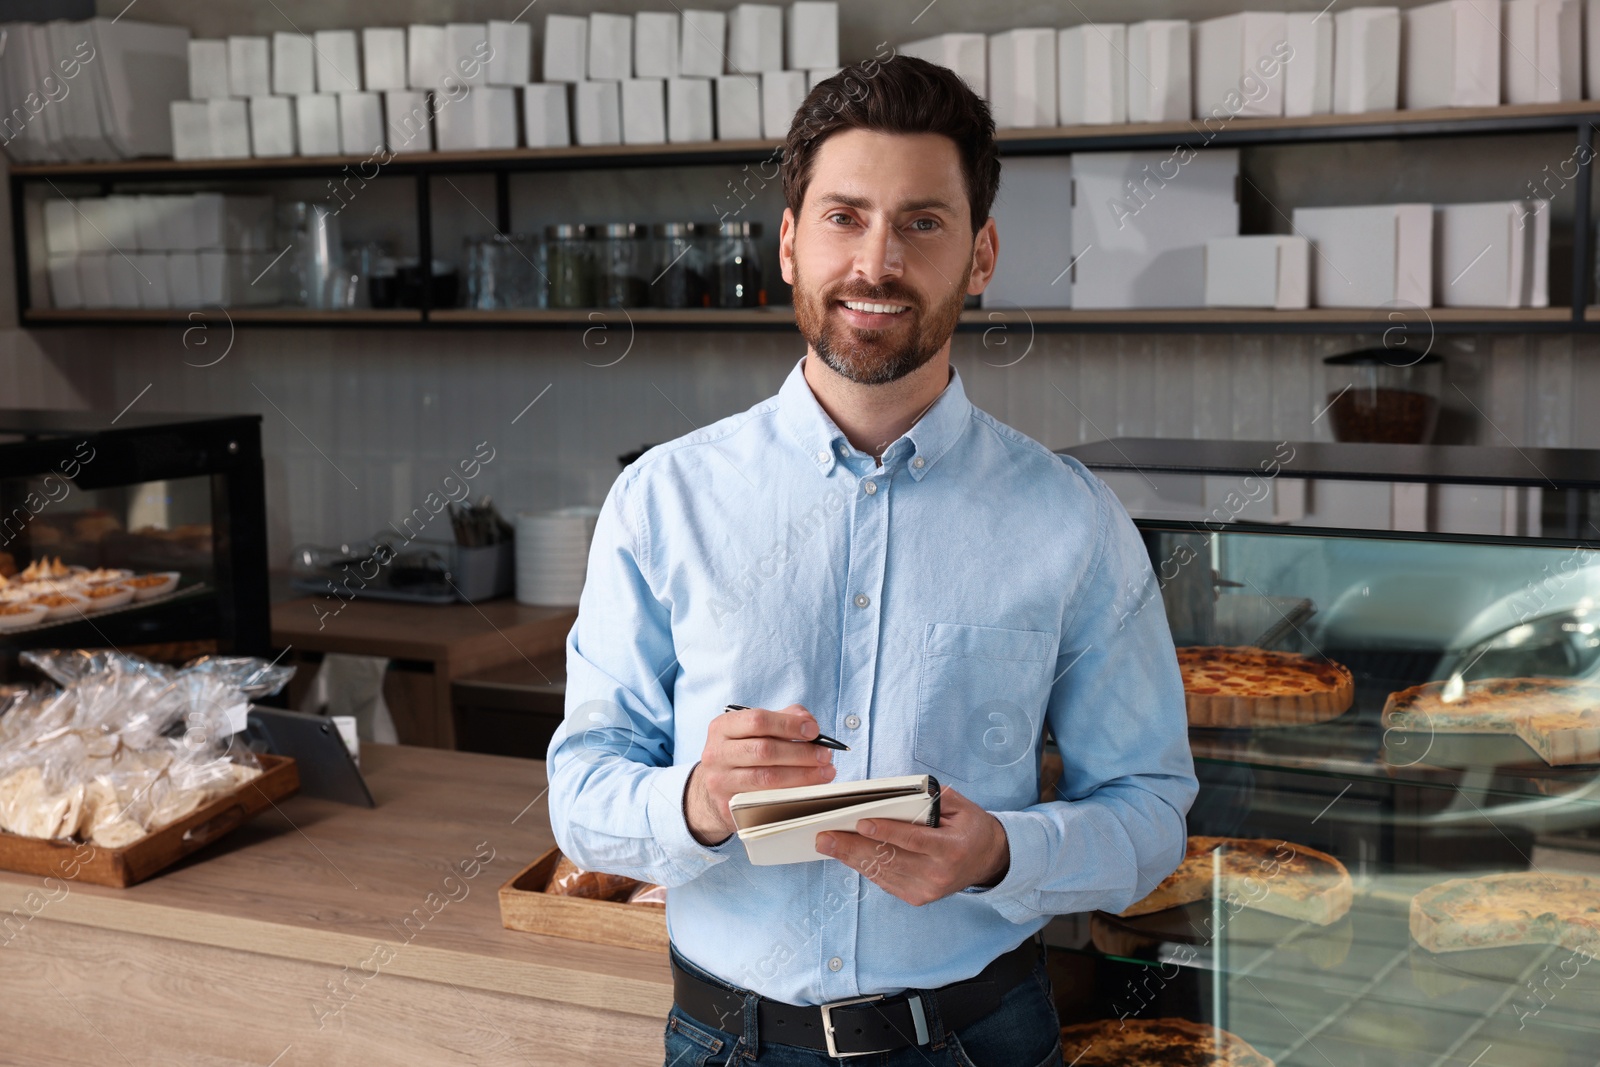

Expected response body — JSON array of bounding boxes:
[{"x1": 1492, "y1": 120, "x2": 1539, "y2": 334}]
[
  {"x1": 1193, "y1": 12, "x2": 1286, "y2": 118},
  {"x1": 1504, "y1": 0, "x2": 1582, "y2": 104},
  {"x1": 227, "y1": 36, "x2": 270, "y2": 98},
  {"x1": 523, "y1": 84, "x2": 571, "y2": 147},
  {"x1": 48, "y1": 256, "x2": 83, "y2": 310},
  {"x1": 1124, "y1": 21, "x2": 1191, "y2": 122},
  {"x1": 273, "y1": 32, "x2": 315, "y2": 95},
  {"x1": 208, "y1": 99, "x2": 250, "y2": 159},
  {"x1": 43, "y1": 200, "x2": 78, "y2": 256},
  {"x1": 668, "y1": 77, "x2": 714, "y2": 142},
  {"x1": 408, "y1": 24, "x2": 449, "y2": 89},
  {"x1": 1203, "y1": 235, "x2": 1311, "y2": 309},
  {"x1": 296, "y1": 94, "x2": 341, "y2": 156},
  {"x1": 314, "y1": 30, "x2": 361, "y2": 94},
  {"x1": 762, "y1": 70, "x2": 807, "y2": 139},
  {"x1": 1434, "y1": 201, "x2": 1525, "y2": 307},
  {"x1": 575, "y1": 80, "x2": 622, "y2": 146},
  {"x1": 339, "y1": 92, "x2": 384, "y2": 155},
  {"x1": 728, "y1": 4, "x2": 783, "y2": 73},
  {"x1": 787, "y1": 2, "x2": 838, "y2": 70},
  {"x1": 1332, "y1": 7, "x2": 1401, "y2": 113},
  {"x1": 198, "y1": 250, "x2": 228, "y2": 306},
  {"x1": 898, "y1": 33, "x2": 986, "y2": 96},
  {"x1": 101, "y1": 196, "x2": 141, "y2": 252},
  {"x1": 132, "y1": 253, "x2": 170, "y2": 309},
  {"x1": 77, "y1": 254, "x2": 113, "y2": 309},
  {"x1": 716, "y1": 75, "x2": 762, "y2": 139},
  {"x1": 681, "y1": 10, "x2": 728, "y2": 78},
  {"x1": 1058, "y1": 24, "x2": 1126, "y2": 125},
  {"x1": 76, "y1": 199, "x2": 114, "y2": 254},
  {"x1": 589, "y1": 13, "x2": 633, "y2": 81},
  {"x1": 487, "y1": 20, "x2": 531, "y2": 85},
  {"x1": 1292, "y1": 203, "x2": 1433, "y2": 307},
  {"x1": 807, "y1": 67, "x2": 840, "y2": 90},
  {"x1": 166, "y1": 252, "x2": 201, "y2": 307},
  {"x1": 133, "y1": 197, "x2": 166, "y2": 250},
  {"x1": 363, "y1": 28, "x2": 408, "y2": 91},
  {"x1": 988, "y1": 29, "x2": 1057, "y2": 128},
  {"x1": 1403, "y1": 1, "x2": 1500, "y2": 108},
  {"x1": 188, "y1": 39, "x2": 229, "y2": 100},
  {"x1": 622, "y1": 79, "x2": 667, "y2": 144},
  {"x1": 1069, "y1": 148, "x2": 1241, "y2": 308},
  {"x1": 107, "y1": 254, "x2": 143, "y2": 309},
  {"x1": 1521, "y1": 199, "x2": 1551, "y2": 306},
  {"x1": 249, "y1": 95, "x2": 295, "y2": 157},
  {"x1": 1283, "y1": 13, "x2": 1333, "y2": 116},
  {"x1": 635, "y1": 12, "x2": 680, "y2": 79},
  {"x1": 543, "y1": 15, "x2": 587, "y2": 82},
  {"x1": 151, "y1": 196, "x2": 194, "y2": 251},
  {"x1": 193, "y1": 194, "x2": 273, "y2": 251},
  {"x1": 436, "y1": 86, "x2": 518, "y2": 150},
  {"x1": 385, "y1": 90, "x2": 432, "y2": 153},
  {"x1": 981, "y1": 155, "x2": 1073, "y2": 309},
  {"x1": 445, "y1": 23, "x2": 489, "y2": 86}
]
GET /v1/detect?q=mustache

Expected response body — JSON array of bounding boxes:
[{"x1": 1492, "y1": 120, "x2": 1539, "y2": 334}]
[{"x1": 827, "y1": 282, "x2": 920, "y2": 310}]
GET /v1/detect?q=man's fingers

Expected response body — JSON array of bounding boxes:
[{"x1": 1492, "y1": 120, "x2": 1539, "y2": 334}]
[
  {"x1": 854, "y1": 816, "x2": 939, "y2": 854},
  {"x1": 725, "y1": 735, "x2": 834, "y2": 768},
  {"x1": 718, "y1": 705, "x2": 819, "y2": 742},
  {"x1": 719, "y1": 763, "x2": 836, "y2": 794}
]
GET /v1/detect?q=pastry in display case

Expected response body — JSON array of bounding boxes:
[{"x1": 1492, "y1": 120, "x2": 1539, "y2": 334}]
[{"x1": 1047, "y1": 438, "x2": 1600, "y2": 1067}]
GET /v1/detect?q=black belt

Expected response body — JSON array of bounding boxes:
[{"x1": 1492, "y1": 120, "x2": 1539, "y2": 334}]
[{"x1": 671, "y1": 936, "x2": 1043, "y2": 1058}]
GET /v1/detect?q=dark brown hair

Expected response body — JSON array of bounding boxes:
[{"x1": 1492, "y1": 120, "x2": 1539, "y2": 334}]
[{"x1": 781, "y1": 54, "x2": 1000, "y2": 234}]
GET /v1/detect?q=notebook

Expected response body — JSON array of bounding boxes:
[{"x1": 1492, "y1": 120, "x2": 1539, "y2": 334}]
[{"x1": 728, "y1": 774, "x2": 940, "y2": 866}]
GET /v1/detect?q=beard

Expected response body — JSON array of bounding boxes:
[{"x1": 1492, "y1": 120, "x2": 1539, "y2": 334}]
[{"x1": 792, "y1": 258, "x2": 972, "y2": 386}]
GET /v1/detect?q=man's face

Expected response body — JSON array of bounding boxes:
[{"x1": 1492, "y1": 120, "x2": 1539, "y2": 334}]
[{"x1": 780, "y1": 129, "x2": 996, "y2": 385}]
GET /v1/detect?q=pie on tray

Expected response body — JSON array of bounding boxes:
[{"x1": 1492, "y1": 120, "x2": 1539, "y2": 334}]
[
  {"x1": 1382, "y1": 677, "x2": 1600, "y2": 766},
  {"x1": 1057, "y1": 1018, "x2": 1275, "y2": 1067},
  {"x1": 1118, "y1": 836, "x2": 1352, "y2": 926},
  {"x1": 1176, "y1": 647, "x2": 1354, "y2": 728},
  {"x1": 1410, "y1": 872, "x2": 1600, "y2": 955}
]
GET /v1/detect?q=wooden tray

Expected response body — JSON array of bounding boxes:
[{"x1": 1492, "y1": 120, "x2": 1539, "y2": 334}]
[
  {"x1": 0, "y1": 754, "x2": 299, "y2": 888},
  {"x1": 498, "y1": 845, "x2": 668, "y2": 953}
]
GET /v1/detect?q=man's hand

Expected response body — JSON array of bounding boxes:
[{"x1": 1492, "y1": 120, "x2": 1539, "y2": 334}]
[
  {"x1": 813, "y1": 787, "x2": 1010, "y2": 906},
  {"x1": 685, "y1": 704, "x2": 836, "y2": 845}
]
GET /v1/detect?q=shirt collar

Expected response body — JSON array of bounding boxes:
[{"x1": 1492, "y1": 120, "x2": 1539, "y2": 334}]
[{"x1": 776, "y1": 355, "x2": 971, "y2": 481}]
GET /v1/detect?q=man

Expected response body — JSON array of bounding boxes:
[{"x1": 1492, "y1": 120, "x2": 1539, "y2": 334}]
[{"x1": 548, "y1": 56, "x2": 1196, "y2": 1065}]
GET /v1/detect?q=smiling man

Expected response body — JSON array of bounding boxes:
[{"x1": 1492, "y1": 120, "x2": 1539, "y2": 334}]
[{"x1": 547, "y1": 56, "x2": 1197, "y2": 1065}]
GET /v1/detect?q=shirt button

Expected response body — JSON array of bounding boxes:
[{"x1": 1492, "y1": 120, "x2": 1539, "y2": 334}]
[
  {"x1": 844, "y1": 714, "x2": 860, "y2": 729},
  {"x1": 863, "y1": 480, "x2": 877, "y2": 495},
  {"x1": 816, "y1": 451, "x2": 828, "y2": 463},
  {"x1": 838, "y1": 444, "x2": 849, "y2": 456},
  {"x1": 854, "y1": 594, "x2": 870, "y2": 608},
  {"x1": 828, "y1": 957, "x2": 843, "y2": 971},
  {"x1": 912, "y1": 456, "x2": 926, "y2": 469}
]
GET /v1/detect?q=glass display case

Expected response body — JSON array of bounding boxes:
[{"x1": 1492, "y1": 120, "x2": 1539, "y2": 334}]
[
  {"x1": 1044, "y1": 438, "x2": 1600, "y2": 1067},
  {"x1": 0, "y1": 410, "x2": 268, "y2": 672}
]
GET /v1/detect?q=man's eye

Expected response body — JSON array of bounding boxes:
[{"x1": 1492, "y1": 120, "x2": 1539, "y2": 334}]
[
  {"x1": 911, "y1": 218, "x2": 938, "y2": 232},
  {"x1": 829, "y1": 213, "x2": 853, "y2": 226}
]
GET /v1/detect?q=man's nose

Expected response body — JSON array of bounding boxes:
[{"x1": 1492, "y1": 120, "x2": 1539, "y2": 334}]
[{"x1": 853, "y1": 219, "x2": 906, "y2": 284}]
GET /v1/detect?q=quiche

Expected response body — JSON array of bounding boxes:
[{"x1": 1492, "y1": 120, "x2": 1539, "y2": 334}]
[
  {"x1": 1382, "y1": 678, "x2": 1600, "y2": 766},
  {"x1": 1118, "y1": 836, "x2": 1352, "y2": 926},
  {"x1": 1057, "y1": 1018, "x2": 1275, "y2": 1067},
  {"x1": 1411, "y1": 872, "x2": 1600, "y2": 955},
  {"x1": 1177, "y1": 647, "x2": 1354, "y2": 728}
]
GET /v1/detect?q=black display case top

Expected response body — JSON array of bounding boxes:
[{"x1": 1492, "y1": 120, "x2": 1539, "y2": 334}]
[{"x1": 0, "y1": 409, "x2": 261, "y2": 438}]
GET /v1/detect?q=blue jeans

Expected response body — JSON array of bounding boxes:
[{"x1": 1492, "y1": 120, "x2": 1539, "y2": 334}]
[{"x1": 663, "y1": 943, "x2": 1062, "y2": 1066}]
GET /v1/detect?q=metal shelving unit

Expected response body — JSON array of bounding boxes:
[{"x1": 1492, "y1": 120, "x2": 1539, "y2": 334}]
[{"x1": 10, "y1": 101, "x2": 1598, "y2": 331}]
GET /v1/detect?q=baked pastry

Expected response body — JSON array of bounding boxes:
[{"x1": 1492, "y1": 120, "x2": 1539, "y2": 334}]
[
  {"x1": 1411, "y1": 872, "x2": 1600, "y2": 955},
  {"x1": 626, "y1": 882, "x2": 667, "y2": 907},
  {"x1": 1119, "y1": 837, "x2": 1352, "y2": 925},
  {"x1": 1383, "y1": 678, "x2": 1600, "y2": 766},
  {"x1": 544, "y1": 853, "x2": 641, "y2": 902},
  {"x1": 1058, "y1": 1018, "x2": 1275, "y2": 1066},
  {"x1": 1177, "y1": 647, "x2": 1354, "y2": 728}
]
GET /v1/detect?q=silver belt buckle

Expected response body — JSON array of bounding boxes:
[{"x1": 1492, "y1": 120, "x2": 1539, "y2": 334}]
[{"x1": 819, "y1": 993, "x2": 885, "y2": 1058}]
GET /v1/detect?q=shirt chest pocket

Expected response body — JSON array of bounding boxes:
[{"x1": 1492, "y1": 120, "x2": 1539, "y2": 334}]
[{"x1": 911, "y1": 622, "x2": 1057, "y2": 812}]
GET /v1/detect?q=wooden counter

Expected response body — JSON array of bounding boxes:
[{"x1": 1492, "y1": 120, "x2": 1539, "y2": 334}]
[{"x1": 0, "y1": 744, "x2": 670, "y2": 1065}]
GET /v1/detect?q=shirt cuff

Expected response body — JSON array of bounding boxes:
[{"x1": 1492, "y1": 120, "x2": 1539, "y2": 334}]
[
  {"x1": 960, "y1": 808, "x2": 1051, "y2": 924},
  {"x1": 646, "y1": 761, "x2": 734, "y2": 881}
]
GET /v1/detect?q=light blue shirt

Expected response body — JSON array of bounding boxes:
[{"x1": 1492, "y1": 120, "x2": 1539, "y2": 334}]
[{"x1": 547, "y1": 355, "x2": 1197, "y2": 1006}]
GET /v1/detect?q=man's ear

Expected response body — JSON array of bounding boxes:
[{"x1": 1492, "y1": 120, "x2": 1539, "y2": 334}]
[
  {"x1": 779, "y1": 206, "x2": 797, "y2": 286},
  {"x1": 967, "y1": 217, "x2": 998, "y2": 297}
]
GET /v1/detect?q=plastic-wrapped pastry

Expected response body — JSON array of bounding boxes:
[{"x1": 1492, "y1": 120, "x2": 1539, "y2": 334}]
[
  {"x1": 544, "y1": 853, "x2": 641, "y2": 901},
  {"x1": 626, "y1": 882, "x2": 667, "y2": 907}
]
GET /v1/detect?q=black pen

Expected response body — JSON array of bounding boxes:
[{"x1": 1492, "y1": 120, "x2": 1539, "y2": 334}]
[{"x1": 723, "y1": 704, "x2": 850, "y2": 751}]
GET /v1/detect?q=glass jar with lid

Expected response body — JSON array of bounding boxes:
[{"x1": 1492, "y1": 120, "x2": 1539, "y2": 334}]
[
  {"x1": 544, "y1": 223, "x2": 595, "y2": 309},
  {"x1": 712, "y1": 221, "x2": 764, "y2": 308},
  {"x1": 598, "y1": 222, "x2": 650, "y2": 308},
  {"x1": 651, "y1": 222, "x2": 712, "y2": 309},
  {"x1": 1321, "y1": 348, "x2": 1443, "y2": 444}
]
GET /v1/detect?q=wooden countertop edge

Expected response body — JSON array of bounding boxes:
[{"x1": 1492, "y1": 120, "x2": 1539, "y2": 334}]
[{"x1": 4, "y1": 889, "x2": 673, "y2": 1018}]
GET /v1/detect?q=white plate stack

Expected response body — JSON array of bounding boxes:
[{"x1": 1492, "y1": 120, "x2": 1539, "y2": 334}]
[{"x1": 515, "y1": 506, "x2": 600, "y2": 606}]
